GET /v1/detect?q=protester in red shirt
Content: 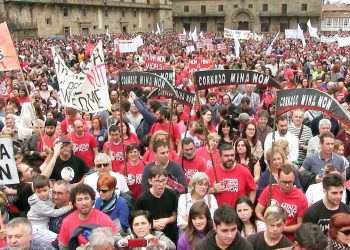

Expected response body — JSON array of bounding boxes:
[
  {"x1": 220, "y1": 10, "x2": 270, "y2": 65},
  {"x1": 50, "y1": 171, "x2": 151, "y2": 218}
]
[
  {"x1": 60, "y1": 107, "x2": 86, "y2": 135},
  {"x1": 103, "y1": 123, "x2": 125, "y2": 173},
  {"x1": 196, "y1": 132, "x2": 221, "y2": 169},
  {"x1": 42, "y1": 118, "x2": 57, "y2": 149},
  {"x1": 207, "y1": 144, "x2": 256, "y2": 207}
]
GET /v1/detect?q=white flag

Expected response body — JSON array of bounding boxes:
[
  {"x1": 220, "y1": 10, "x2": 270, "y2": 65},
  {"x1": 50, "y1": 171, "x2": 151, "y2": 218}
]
[
  {"x1": 232, "y1": 31, "x2": 240, "y2": 58},
  {"x1": 156, "y1": 23, "x2": 161, "y2": 35},
  {"x1": 182, "y1": 28, "x2": 186, "y2": 35},
  {"x1": 337, "y1": 35, "x2": 350, "y2": 48},
  {"x1": 266, "y1": 32, "x2": 280, "y2": 55},
  {"x1": 307, "y1": 20, "x2": 319, "y2": 39},
  {"x1": 199, "y1": 31, "x2": 204, "y2": 38},
  {"x1": 297, "y1": 24, "x2": 306, "y2": 48},
  {"x1": 192, "y1": 27, "x2": 198, "y2": 42},
  {"x1": 106, "y1": 28, "x2": 111, "y2": 41}
]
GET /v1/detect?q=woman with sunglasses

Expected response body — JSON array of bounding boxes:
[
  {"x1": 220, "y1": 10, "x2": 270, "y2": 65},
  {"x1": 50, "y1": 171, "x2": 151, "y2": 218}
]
[
  {"x1": 95, "y1": 174, "x2": 130, "y2": 236},
  {"x1": 328, "y1": 213, "x2": 350, "y2": 249},
  {"x1": 38, "y1": 81, "x2": 51, "y2": 101},
  {"x1": 177, "y1": 201, "x2": 213, "y2": 250}
]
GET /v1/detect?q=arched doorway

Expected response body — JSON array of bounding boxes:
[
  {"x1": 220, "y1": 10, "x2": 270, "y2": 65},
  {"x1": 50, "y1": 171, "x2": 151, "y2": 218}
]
[{"x1": 231, "y1": 9, "x2": 254, "y2": 31}]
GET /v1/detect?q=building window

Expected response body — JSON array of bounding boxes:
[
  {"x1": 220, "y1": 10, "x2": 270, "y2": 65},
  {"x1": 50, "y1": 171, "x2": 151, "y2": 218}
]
[
  {"x1": 201, "y1": 5, "x2": 206, "y2": 15},
  {"x1": 262, "y1": 4, "x2": 268, "y2": 11},
  {"x1": 282, "y1": 4, "x2": 287, "y2": 15},
  {"x1": 133, "y1": 10, "x2": 137, "y2": 17},
  {"x1": 280, "y1": 23, "x2": 289, "y2": 31},
  {"x1": 183, "y1": 23, "x2": 190, "y2": 32},
  {"x1": 248, "y1": 4, "x2": 253, "y2": 8},
  {"x1": 93, "y1": 25, "x2": 97, "y2": 30},
  {"x1": 301, "y1": 4, "x2": 307, "y2": 11},
  {"x1": 345, "y1": 19, "x2": 348, "y2": 26},
  {"x1": 133, "y1": 24, "x2": 136, "y2": 28},
  {"x1": 104, "y1": 9, "x2": 108, "y2": 17},
  {"x1": 218, "y1": 5, "x2": 223, "y2": 12},
  {"x1": 148, "y1": 24, "x2": 151, "y2": 28},
  {"x1": 147, "y1": 0, "x2": 150, "y2": 3},
  {"x1": 233, "y1": 4, "x2": 238, "y2": 8},
  {"x1": 261, "y1": 23, "x2": 269, "y2": 32},
  {"x1": 105, "y1": 25, "x2": 108, "y2": 30},
  {"x1": 122, "y1": 10, "x2": 125, "y2": 17},
  {"x1": 81, "y1": 8, "x2": 86, "y2": 17},
  {"x1": 46, "y1": 18, "x2": 52, "y2": 25},
  {"x1": 148, "y1": 11, "x2": 151, "y2": 17},
  {"x1": 63, "y1": 7, "x2": 69, "y2": 17},
  {"x1": 184, "y1": 6, "x2": 189, "y2": 12},
  {"x1": 200, "y1": 23, "x2": 207, "y2": 32},
  {"x1": 217, "y1": 22, "x2": 224, "y2": 32}
]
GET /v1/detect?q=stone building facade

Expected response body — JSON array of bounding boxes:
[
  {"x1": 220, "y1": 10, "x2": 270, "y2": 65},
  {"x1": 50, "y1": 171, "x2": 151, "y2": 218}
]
[
  {"x1": 172, "y1": 0, "x2": 322, "y2": 33},
  {"x1": 0, "y1": 0, "x2": 172, "y2": 38}
]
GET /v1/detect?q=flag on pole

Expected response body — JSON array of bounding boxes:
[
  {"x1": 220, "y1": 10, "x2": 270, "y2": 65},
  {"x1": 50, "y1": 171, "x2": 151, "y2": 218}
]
[
  {"x1": 191, "y1": 27, "x2": 198, "y2": 42},
  {"x1": 106, "y1": 28, "x2": 111, "y2": 41},
  {"x1": 297, "y1": 24, "x2": 306, "y2": 48},
  {"x1": 0, "y1": 22, "x2": 21, "y2": 71},
  {"x1": 232, "y1": 31, "x2": 240, "y2": 58},
  {"x1": 266, "y1": 32, "x2": 280, "y2": 55},
  {"x1": 156, "y1": 23, "x2": 161, "y2": 35},
  {"x1": 182, "y1": 28, "x2": 186, "y2": 35},
  {"x1": 307, "y1": 20, "x2": 319, "y2": 39}
]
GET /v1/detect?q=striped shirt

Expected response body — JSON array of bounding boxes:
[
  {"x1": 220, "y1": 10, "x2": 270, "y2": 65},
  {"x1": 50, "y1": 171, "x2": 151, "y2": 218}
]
[{"x1": 288, "y1": 123, "x2": 313, "y2": 164}]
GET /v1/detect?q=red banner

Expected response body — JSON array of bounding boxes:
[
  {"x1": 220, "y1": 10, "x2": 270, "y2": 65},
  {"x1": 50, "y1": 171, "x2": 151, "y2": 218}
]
[
  {"x1": 0, "y1": 22, "x2": 20, "y2": 71},
  {"x1": 144, "y1": 53, "x2": 166, "y2": 70},
  {"x1": 188, "y1": 58, "x2": 214, "y2": 74}
]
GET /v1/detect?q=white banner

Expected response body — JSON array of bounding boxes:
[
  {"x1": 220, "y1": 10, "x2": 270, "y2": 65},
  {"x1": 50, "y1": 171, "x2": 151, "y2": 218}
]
[
  {"x1": 285, "y1": 29, "x2": 298, "y2": 39},
  {"x1": 186, "y1": 45, "x2": 195, "y2": 53},
  {"x1": 307, "y1": 20, "x2": 319, "y2": 39},
  {"x1": 224, "y1": 28, "x2": 251, "y2": 40},
  {"x1": 266, "y1": 32, "x2": 280, "y2": 55},
  {"x1": 52, "y1": 41, "x2": 109, "y2": 113},
  {"x1": 0, "y1": 136, "x2": 19, "y2": 185},
  {"x1": 337, "y1": 36, "x2": 350, "y2": 48},
  {"x1": 320, "y1": 35, "x2": 338, "y2": 44}
]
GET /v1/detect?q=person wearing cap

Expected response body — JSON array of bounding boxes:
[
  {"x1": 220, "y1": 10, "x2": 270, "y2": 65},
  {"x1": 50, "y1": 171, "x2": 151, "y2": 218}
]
[{"x1": 50, "y1": 136, "x2": 90, "y2": 187}]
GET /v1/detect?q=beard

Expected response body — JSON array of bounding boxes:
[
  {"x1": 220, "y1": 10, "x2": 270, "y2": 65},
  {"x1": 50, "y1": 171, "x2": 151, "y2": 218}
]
[
  {"x1": 184, "y1": 153, "x2": 195, "y2": 160},
  {"x1": 222, "y1": 160, "x2": 234, "y2": 169}
]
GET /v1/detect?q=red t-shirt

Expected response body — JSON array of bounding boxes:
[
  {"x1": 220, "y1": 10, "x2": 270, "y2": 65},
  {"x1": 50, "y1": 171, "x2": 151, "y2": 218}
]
[
  {"x1": 196, "y1": 147, "x2": 221, "y2": 169},
  {"x1": 61, "y1": 117, "x2": 86, "y2": 135},
  {"x1": 71, "y1": 133, "x2": 98, "y2": 167},
  {"x1": 120, "y1": 161, "x2": 144, "y2": 200},
  {"x1": 42, "y1": 134, "x2": 57, "y2": 149},
  {"x1": 258, "y1": 184, "x2": 308, "y2": 241},
  {"x1": 103, "y1": 141, "x2": 125, "y2": 173},
  {"x1": 206, "y1": 163, "x2": 256, "y2": 207},
  {"x1": 58, "y1": 209, "x2": 117, "y2": 246},
  {"x1": 150, "y1": 122, "x2": 180, "y2": 149},
  {"x1": 142, "y1": 149, "x2": 180, "y2": 165},
  {"x1": 175, "y1": 155, "x2": 207, "y2": 184},
  {"x1": 124, "y1": 133, "x2": 140, "y2": 146}
]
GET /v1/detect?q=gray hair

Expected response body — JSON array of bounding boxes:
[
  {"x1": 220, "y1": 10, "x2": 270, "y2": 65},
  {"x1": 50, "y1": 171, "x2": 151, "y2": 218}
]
[
  {"x1": 33, "y1": 119, "x2": 45, "y2": 127},
  {"x1": 88, "y1": 227, "x2": 114, "y2": 248},
  {"x1": 7, "y1": 217, "x2": 32, "y2": 235},
  {"x1": 319, "y1": 119, "x2": 331, "y2": 130},
  {"x1": 188, "y1": 172, "x2": 210, "y2": 194},
  {"x1": 54, "y1": 179, "x2": 71, "y2": 193},
  {"x1": 94, "y1": 153, "x2": 112, "y2": 165}
]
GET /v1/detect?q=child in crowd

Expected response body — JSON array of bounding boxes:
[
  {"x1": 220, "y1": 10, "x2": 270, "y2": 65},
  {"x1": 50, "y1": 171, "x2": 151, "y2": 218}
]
[{"x1": 27, "y1": 175, "x2": 72, "y2": 245}]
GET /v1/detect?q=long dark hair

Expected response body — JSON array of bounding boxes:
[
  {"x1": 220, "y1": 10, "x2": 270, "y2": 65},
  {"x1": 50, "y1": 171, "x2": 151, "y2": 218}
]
[
  {"x1": 241, "y1": 121, "x2": 258, "y2": 146},
  {"x1": 185, "y1": 201, "x2": 213, "y2": 249},
  {"x1": 218, "y1": 119, "x2": 235, "y2": 141},
  {"x1": 129, "y1": 210, "x2": 153, "y2": 238},
  {"x1": 235, "y1": 196, "x2": 258, "y2": 236}
]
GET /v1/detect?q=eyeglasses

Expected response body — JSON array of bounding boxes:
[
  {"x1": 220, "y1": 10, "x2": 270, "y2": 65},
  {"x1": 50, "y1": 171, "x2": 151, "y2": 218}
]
[
  {"x1": 280, "y1": 180, "x2": 294, "y2": 185},
  {"x1": 153, "y1": 179, "x2": 167, "y2": 185},
  {"x1": 96, "y1": 163, "x2": 110, "y2": 168},
  {"x1": 340, "y1": 230, "x2": 350, "y2": 236},
  {"x1": 97, "y1": 189, "x2": 111, "y2": 193}
]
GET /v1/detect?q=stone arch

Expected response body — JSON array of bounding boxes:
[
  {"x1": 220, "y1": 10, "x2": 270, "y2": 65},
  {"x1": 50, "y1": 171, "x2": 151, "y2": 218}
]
[{"x1": 231, "y1": 8, "x2": 254, "y2": 30}]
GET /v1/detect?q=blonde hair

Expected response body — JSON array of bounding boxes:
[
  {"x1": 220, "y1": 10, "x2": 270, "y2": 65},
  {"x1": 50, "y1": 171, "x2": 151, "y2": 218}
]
[
  {"x1": 266, "y1": 146, "x2": 286, "y2": 167},
  {"x1": 149, "y1": 130, "x2": 170, "y2": 150},
  {"x1": 273, "y1": 140, "x2": 289, "y2": 157},
  {"x1": 207, "y1": 132, "x2": 221, "y2": 142},
  {"x1": 188, "y1": 172, "x2": 210, "y2": 194},
  {"x1": 264, "y1": 205, "x2": 287, "y2": 224}
]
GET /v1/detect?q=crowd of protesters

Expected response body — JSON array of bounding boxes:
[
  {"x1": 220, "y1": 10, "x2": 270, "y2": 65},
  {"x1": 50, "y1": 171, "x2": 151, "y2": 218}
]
[{"x1": 0, "y1": 30, "x2": 350, "y2": 249}]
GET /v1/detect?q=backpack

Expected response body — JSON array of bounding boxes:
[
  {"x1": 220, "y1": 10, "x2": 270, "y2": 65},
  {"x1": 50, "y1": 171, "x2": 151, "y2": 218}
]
[{"x1": 119, "y1": 191, "x2": 136, "y2": 212}]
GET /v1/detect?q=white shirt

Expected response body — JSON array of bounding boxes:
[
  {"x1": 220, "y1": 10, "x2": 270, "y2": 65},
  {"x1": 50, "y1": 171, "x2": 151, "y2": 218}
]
[
  {"x1": 305, "y1": 182, "x2": 346, "y2": 206},
  {"x1": 84, "y1": 171, "x2": 129, "y2": 200},
  {"x1": 264, "y1": 131, "x2": 299, "y2": 162},
  {"x1": 177, "y1": 193, "x2": 218, "y2": 227}
]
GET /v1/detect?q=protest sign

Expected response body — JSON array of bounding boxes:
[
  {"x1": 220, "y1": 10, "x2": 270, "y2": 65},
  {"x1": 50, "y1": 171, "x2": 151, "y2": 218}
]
[
  {"x1": 119, "y1": 71, "x2": 178, "y2": 97},
  {"x1": 224, "y1": 28, "x2": 251, "y2": 40},
  {"x1": 148, "y1": 87, "x2": 195, "y2": 106},
  {"x1": 0, "y1": 22, "x2": 21, "y2": 71},
  {"x1": 0, "y1": 136, "x2": 19, "y2": 185},
  {"x1": 144, "y1": 53, "x2": 166, "y2": 70},
  {"x1": 276, "y1": 88, "x2": 350, "y2": 128},
  {"x1": 194, "y1": 70, "x2": 282, "y2": 90},
  {"x1": 285, "y1": 29, "x2": 298, "y2": 39},
  {"x1": 337, "y1": 36, "x2": 350, "y2": 48},
  {"x1": 321, "y1": 35, "x2": 338, "y2": 44},
  {"x1": 147, "y1": 70, "x2": 174, "y2": 84},
  {"x1": 52, "y1": 41, "x2": 109, "y2": 113}
]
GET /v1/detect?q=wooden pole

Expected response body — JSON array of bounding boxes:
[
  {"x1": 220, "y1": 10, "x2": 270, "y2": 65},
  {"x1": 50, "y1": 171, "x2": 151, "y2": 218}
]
[
  {"x1": 268, "y1": 114, "x2": 277, "y2": 206},
  {"x1": 118, "y1": 85, "x2": 127, "y2": 177}
]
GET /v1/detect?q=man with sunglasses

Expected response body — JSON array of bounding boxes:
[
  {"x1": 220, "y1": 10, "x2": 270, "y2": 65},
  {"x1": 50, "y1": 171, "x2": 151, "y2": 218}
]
[
  {"x1": 84, "y1": 153, "x2": 129, "y2": 199},
  {"x1": 256, "y1": 164, "x2": 308, "y2": 241},
  {"x1": 303, "y1": 173, "x2": 350, "y2": 235}
]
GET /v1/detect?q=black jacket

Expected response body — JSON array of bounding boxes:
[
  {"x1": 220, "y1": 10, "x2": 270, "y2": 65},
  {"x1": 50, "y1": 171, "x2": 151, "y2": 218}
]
[{"x1": 195, "y1": 230, "x2": 253, "y2": 250}]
